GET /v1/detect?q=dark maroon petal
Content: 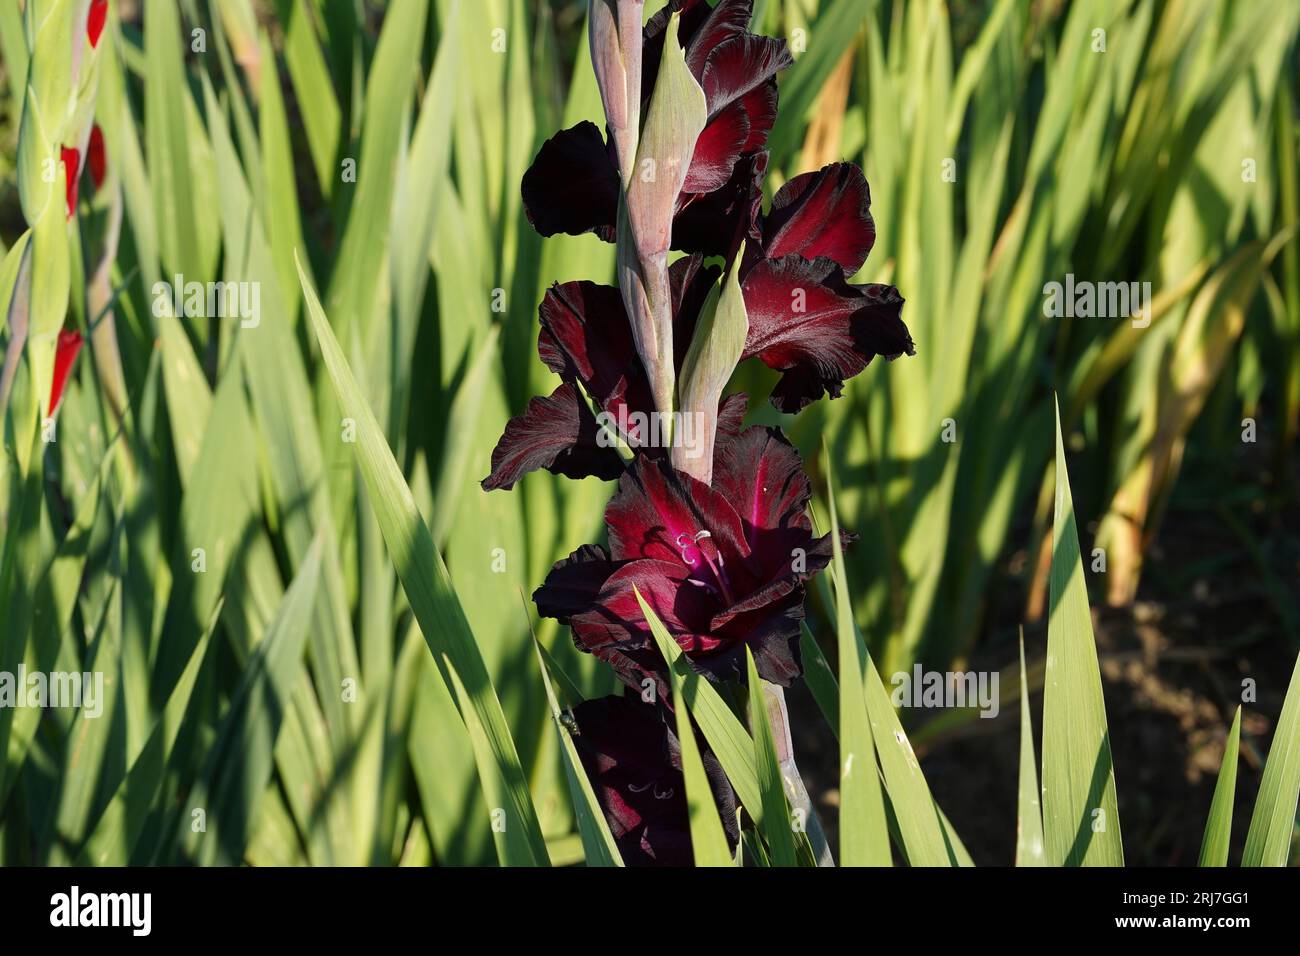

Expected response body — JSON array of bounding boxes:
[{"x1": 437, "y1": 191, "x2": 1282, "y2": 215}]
[
  {"x1": 682, "y1": 104, "x2": 749, "y2": 194},
  {"x1": 605, "y1": 456, "x2": 749, "y2": 568},
  {"x1": 762, "y1": 163, "x2": 876, "y2": 274},
  {"x1": 741, "y1": 255, "x2": 913, "y2": 413},
  {"x1": 481, "y1": 382, "x2": 625, "y2": 490},
  {"x1": 715, "y1": 392, "x2": 749, "y2": 444},
  {"x1": 713, "y1": 425, "x2": 814, "y2": 547},
  {"x1": 673, "y1": 150, "x2": 768, "y2": 257},
  {"x1": 735, "y1": 81, "x2": 779, "y2": 152},
  {"x1": 570, "y1": 695, "x2": 689, "y2": 865},
  {"x1": 537, "y1": 280, "x2": 651, "y2": 420},
  {"x1": 533, "y1": 544, "x2": 624, "y2": 622},
  {"x1": 700, "y1": 35, "x2": 793, "y2": 117},
  {"x1": 684, "y1": 0, "x2": 755, "y2": 77},
  {"x1": 568, "y1": 559, "x2": 699, "y2": 700},
  {"x1": 725, "y1": 590, "x2": 806, "y2": 685},
  {"x1": 520, "y1": 122, "x2": 618, "y2": 241},
  {"x1": 571, "y1": 694, "x2": 737, "y2": 866}
]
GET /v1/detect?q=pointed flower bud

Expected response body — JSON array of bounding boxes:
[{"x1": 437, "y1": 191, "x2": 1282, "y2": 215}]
[
  {"x1": 673, "y1": 242, "x2": 749, "y2": 484},
  {"x1": 616, "y1": 12, "x2": 707, "y2": 428},
  {"x1": 589, "y1": 0, "x2": 643, "y2": 185}
]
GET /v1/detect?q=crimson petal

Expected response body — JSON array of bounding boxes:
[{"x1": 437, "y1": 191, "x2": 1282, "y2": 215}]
[
  {"x1": 481, "y1": 382, "x2": 624, "y2": 490},
  {"x1": 673, "y1": 150, "x2": 767, "y2": 258},
  {"x1": 60, "y1": 146, "x2": 79, "y2": 220},
  {"x1": 741, "y1": 255, "x2": 913, "y2": 412},
  {"x1": 87, "y1": 0, "x2": 107, "y2": 48},
  {"x1": 49, "y1": 329, "x2": 83, "y2": 416},
  {"x1": 538, "y1": 280, "x2": 649, "y2": 421},
  {"x1": 605, "y1": 456, "x2": 749, "y2": 568},
  {"x1": 700, "y1": 35, "x2": 793, "y2": 118},
  {"x1": 762, "y1": 163, "x2": 876, "y2": 274},
  {"x1": 520, "y1": 122, "x2": 618, "y2": 241}
]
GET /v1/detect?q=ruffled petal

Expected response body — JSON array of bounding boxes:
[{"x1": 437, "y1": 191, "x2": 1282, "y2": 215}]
[
  {"x1": 604, "y1": 456, "x2": 749, "y2": 569},
  {"x1": 762, "y1": 163, "x2": 876, "y2": 274},
  {"x1": 538, "y1": 280, "x2": 650, "y2": 424},
  {"x1": 741, "y1": 255, "x2": 913, "y2": 412},
  {"x1": 532, "y1": 544, "x2": 625, "y2": 622},
  {"x1": 481, "y1": 382, "x2": 625, "y2": 490},
  {"x1": 700, "y1": 35, "x2": 793, "y2": 118}
]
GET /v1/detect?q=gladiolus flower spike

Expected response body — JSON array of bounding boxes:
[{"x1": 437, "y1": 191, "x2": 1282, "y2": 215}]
[{"x1": 482, "y1": 0, "x2": 913, "y2": 865}]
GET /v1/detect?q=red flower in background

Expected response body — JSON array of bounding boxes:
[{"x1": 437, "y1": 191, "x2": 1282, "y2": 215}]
[
  {"x1": 87, "y1": 0, "x2": 108, "y2": 49},
  {"x1": 60, "y1": 146, "x2": 80, "y2": 220},
  {"x1": 88, "y1": 125, "x2": 107, "y2": 191},
  {"x1": 50, "y1": 329, "x2": 83, "y2": 415}
]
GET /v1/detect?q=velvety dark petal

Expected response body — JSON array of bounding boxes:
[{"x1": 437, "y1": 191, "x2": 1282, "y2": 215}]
[
  {"x1": 682, "y1": 104, "x2": 749, "y2": 194},
  {"x1": 684, "y1": 0, "x2": 755, "y2": 78},
  {"x1": 570, "y1": 695, "x2": 691, "y2": 866},
  {"x1": 713, "y1": 425, "x2": 814, "y2": 546},
  {"x1": 726, "y1": 590, "x2": 806, "y2": 685},
  {"x1": 735, "y1": 80, "x2": 779, "y2": 152},
  {"x1": 537, "y1": 280, "x2": 651, "y2": 421},
  {"x1": 481, "y1": 382, "x2": 625, "y2": 491},
  {"x1": 605, "y1": 456, "x2": 750, "y2": 569},
  {"x1": 672, "y1": 150, "x2": 768, "y2": 257},
  {"x1": 741, "y1": 255, "x2": 913, "y2": 413},
  {"x1": 762, "y1": 163, "x2": 876, "y2": 274},
  {"x1": 571, "y1": 694, "x2": 737, "y2": 866},
  {"x1": 700, "y1": 35, "x2": 793, "y2": 117},
  {"x1": 533, "y1": 544, "x2": 624, "y2": 622},
  {"x1": 520, "y1": 122, "x2": 619, "y2": 241},
  {"x1": 715, "y1": 393, "x2": 749, "y2": 445},
  {"x1": 569, "y1": 559, "x2": 703, "y2": 700}
]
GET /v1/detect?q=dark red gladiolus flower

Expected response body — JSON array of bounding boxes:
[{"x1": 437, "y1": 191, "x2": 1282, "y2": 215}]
[
  {"x1": 733, "y1": 162, "x2": 914, "y2": 412},
  {"x1": 482, "y1": 255, "x2": 742, "y2": 491},
  {"x1": 50, "y1": 329, "x2": 83, "y2": 415},
  {"x1": 521, "y1": 0, "x2": 791, "y2": 257},
  {"x1": 534, "y1": 425, "x2": 847, "y2": 687},
  {"x1": 60, "y1": 146, "x2": 80, "y2": 220},
  {"x1": 87, "y1": 125, "x2": 107, "y2": 191},
  {"x1": 570, "y1": 694, "x2": 738, "y2": 866},
  {"x1": 87, "y1": 0, "x2": 108, "y2": 48},
  {"x1": 741, "y1": 254, "x2": 913, "y2": 412}
]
